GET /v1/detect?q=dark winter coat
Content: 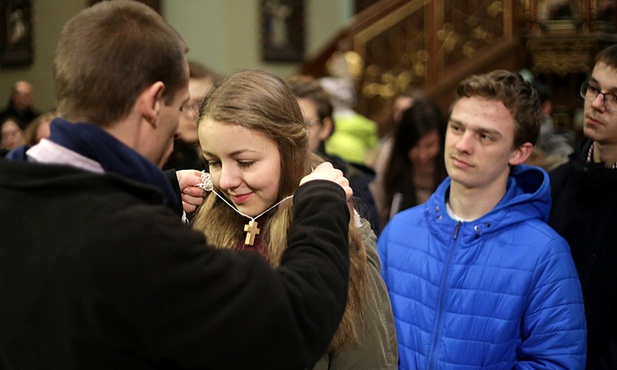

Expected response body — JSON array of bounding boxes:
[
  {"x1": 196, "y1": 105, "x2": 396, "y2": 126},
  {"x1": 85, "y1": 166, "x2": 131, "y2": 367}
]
[
  {"x1": 550, "y1": 138, "x2": 617, "y2": 370},
  {"x1": 0, "y1": 156, "x2": 350, "y2": 370}
]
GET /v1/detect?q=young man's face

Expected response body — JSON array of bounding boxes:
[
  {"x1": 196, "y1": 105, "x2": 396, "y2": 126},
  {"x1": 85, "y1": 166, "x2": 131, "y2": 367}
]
[
  {"x1": 156, "y1": 84, "x2": 189, "y2": 167},
  {"x1": 582, "y1": 62, "x2": 617, "y2": 146},
  {"x1": 296, "y1": 97, "x2": 330, "y2": 152},
  {"x1": 445, "y1": 96, "x2": 529, "y2": 193},
  {"x1": 154, "y1": 61, "x2": 190, "y2": 167},
  {"x1": 13, "y1": 81, "x2": 33, "y2": 111},
  {"x1": 177, "y1": 77, "x2": 213, "y2": 145}
]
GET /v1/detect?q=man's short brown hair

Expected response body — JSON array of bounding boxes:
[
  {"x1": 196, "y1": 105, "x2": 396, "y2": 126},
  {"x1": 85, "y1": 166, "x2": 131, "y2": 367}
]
[
  {"x1": 456, "y1": 70, "x2": 541, "y2": 147},
  {"x1": 595, "y1": 43, "x2": 617, "y2": 70},
  {"x1": 286, "y1": 75, "x2": 334, "y2": 121},
  {"x1": 54, "y1": 0, "x2": 188, "y2": 126}
]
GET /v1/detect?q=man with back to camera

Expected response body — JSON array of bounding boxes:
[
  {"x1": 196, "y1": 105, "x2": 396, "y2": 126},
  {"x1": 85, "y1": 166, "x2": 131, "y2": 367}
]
[
  {"x1": 378, "y1": 70, "x2": 586, "y2": 369},
  {"x1": 549, "y1": 43, "x2": 617, "y2": 369},
  {"x1": 0, "y1": 1, "x2": 354, "y2": 369}
]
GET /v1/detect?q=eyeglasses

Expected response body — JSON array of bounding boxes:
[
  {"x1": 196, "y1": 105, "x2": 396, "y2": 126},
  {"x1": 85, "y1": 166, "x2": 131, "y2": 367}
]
[
  {"x1": 580, "y1": 81, "x2": 617, "y2": 113},
  {"x1": 304, "y1": 119, "x2": 321, "y2": 128},
  {"x1": 181, "y1": 103, "x2": 200, "y2": 116}
]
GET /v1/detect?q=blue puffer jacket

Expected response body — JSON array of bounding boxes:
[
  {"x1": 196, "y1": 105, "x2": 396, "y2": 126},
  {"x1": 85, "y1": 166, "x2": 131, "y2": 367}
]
[{"x1": 378, "y1": 165, "x2": 586, "y2": 369}]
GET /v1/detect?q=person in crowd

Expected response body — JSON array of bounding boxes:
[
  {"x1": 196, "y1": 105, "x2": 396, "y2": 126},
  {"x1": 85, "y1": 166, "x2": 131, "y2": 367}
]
[
  {"x1": 0, "y1": 80, "x2": 42, "y2": 130},
  {"x1": 22, "y1": 110, "x2": 56, "y2": 145},
  {"x1": 286, "y1": 74, "x2": 380, "y2": 231},
  {"x1": 371, "y1": 98, "x2": 447, "y2": 230},
  {"x1": 192, "y1": 69, "x2": 398, "y2": 370},
  {"x1": 163, "y1": 61, "x2": 219, "y2": 171},
  {"x1": 319, "y1": 76, "x2": 379, "y2": 165},
  {"x1": 378, "y1": 70, "x2": 586, "y2": 369},
  {"x1": 530, "y1": 80, "x2": 574, "y2": 170},
  {"x1": 392, "y1": 92, "x2": 418, "y2": 129},
  {"x1": 549, "y1": 43, "x2": 617, "y2": 370},
  {"x1": 368, "y1": 89, "x2": 423, "y2": 169},
  {"x1": 0, "y1": 2, "x2": 355, "y2": 369},
  {"x1": 1, "y1": 116, "x2": 24, "y2": 151}
]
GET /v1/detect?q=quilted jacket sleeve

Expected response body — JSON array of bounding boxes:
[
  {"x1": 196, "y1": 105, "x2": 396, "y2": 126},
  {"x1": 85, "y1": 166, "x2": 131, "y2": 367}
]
[{"x1": 515, "y1": 237, "x2": 587, "y2": 369}]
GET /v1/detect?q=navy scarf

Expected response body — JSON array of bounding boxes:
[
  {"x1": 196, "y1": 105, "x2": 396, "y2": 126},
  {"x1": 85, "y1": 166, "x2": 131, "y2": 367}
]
[{"x1": 9, "y1": 118, "x2": 177, "y2": 207}]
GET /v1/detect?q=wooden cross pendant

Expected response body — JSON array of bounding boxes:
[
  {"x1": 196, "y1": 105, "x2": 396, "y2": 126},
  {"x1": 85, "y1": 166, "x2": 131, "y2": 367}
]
[{"x1": 243, "y1": 219, "x2": 261, "y2": 246}]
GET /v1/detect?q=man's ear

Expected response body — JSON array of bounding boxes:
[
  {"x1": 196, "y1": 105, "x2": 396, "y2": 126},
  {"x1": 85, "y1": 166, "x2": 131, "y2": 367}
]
[
  {"x1": 139, "y1": 82, "x2": 165, "y2": 128},
  {"x1": 319, "y1": 117, "x2": 335, "y2": 140},
  {"x1": 509, "y1": 142, "x2": 534, "y2": 165}
]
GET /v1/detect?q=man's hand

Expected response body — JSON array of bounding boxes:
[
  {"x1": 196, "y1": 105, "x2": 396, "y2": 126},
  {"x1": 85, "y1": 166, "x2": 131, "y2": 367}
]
[
  {"x1": 176, "y1": 169, "x2": 207, "y2": 213},
  {"x1": 300, "y1": 162, "x2": 352, "y2": 201}
]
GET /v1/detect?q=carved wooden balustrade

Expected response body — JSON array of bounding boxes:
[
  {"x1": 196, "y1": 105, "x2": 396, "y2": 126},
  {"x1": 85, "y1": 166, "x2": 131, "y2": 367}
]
[{"x1": 300, "y1": 0, "x2": 617, "y2": 136}]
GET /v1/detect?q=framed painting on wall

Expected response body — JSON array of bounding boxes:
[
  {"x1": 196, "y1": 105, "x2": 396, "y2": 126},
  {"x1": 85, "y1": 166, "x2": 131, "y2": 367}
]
[
  {"x1": 0, "y1": 0, "x2": 33, "y2": 67},
  {"x1": 261, "y1": 0, "x2": 305, "y2": 62}
]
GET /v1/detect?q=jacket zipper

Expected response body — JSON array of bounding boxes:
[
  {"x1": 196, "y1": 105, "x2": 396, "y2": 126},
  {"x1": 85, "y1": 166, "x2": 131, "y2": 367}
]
[{"x1": 428, "y1": 221, "x2": 462, "y2": 370}]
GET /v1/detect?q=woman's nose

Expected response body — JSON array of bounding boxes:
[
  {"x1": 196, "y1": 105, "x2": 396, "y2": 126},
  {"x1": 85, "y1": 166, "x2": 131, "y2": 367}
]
[{"x1": 217, "y1": 165, "x2": 240, "y2": 190}]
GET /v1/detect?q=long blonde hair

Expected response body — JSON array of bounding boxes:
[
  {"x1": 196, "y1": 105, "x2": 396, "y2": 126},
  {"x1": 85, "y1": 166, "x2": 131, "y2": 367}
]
[{"x1": 192, "y1": 70, "x2": 368, "y2": 350}]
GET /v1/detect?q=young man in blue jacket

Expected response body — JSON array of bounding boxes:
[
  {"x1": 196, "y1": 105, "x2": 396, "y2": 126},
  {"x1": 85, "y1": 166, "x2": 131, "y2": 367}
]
[{"x1": 378, "y1": 70, "x2": 586, "y2": 369}]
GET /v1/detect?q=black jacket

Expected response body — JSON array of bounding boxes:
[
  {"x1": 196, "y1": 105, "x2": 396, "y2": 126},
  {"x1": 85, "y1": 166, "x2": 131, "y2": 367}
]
[
  {"x1": 0, "y1": 158, "x2": 350, "y2": 369},
  {"x1": 162, "y1": 140, "x2": 206, "y2": 172},
  {"x1": 549, "y1": 138, "x2": 617, "y2": 370},
  {"x1": 318, "y1": 143, "x2": 379, "y2": 231}
]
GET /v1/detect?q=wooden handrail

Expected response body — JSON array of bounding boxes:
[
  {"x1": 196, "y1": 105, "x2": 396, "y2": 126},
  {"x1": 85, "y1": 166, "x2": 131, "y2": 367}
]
[
  {"x1": 299, "y1": 0, "x2": 410, "y2": 77},
  {"x1": 423, "y1": 36, "x2": 525, "y2": 109}
]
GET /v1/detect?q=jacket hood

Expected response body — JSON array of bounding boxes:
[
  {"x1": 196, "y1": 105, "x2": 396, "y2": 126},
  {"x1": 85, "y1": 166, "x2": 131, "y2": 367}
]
[
  {"x1": 5, "y1": 118, "x2": 178, "y2": 208},
  {"x1": 424, "y1": 164, "x2": 551, "y2": 243},
  {"x1": 492, "y1": 164, "x2": 551, "y2": 223}
]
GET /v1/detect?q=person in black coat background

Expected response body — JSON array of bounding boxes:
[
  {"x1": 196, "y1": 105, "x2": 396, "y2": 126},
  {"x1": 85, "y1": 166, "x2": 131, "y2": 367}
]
[
  {"x1": 549, "y1": 43, "x2": 617, "y2": 370},
  {"x1": 287, "y1": 74, "x2": 381, "y2": 232},
  {"x1": 0, "y1": 80, "x2": 41, "y2": 130}
]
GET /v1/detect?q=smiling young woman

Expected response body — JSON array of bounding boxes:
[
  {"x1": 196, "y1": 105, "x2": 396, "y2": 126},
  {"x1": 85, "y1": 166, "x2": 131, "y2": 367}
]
[{"x1": 191, "y1": 69, "x2": 398, "y2": 369}]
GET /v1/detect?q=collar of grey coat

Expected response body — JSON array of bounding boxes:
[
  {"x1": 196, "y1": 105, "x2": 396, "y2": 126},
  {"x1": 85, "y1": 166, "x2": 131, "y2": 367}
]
[{"x1": 586, "y1": 142, "x2": 617, "y2": 169}]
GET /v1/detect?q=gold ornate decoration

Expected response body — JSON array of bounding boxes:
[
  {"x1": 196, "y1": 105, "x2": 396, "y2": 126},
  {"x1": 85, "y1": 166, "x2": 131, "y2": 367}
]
[{"x1": 527, "y1": 38, "x2": 596, "y2": 75}]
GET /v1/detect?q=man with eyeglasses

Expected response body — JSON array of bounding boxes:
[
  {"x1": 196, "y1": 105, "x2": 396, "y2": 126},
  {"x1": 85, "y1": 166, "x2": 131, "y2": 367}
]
[
  {"x1": 549, "y1": 43, "x2": 617, "y2": 370},
  {"x1": 286, "y1": 74, "x2": 381, "y2": 231},
  {"x1": 163, "y1": 61, "x2": 219, "y2": 172}
]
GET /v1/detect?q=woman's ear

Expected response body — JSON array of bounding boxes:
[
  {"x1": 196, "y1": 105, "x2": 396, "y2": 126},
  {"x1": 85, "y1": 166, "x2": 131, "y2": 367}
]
[{"x1": 138, "y1": 82, "x2": 165, "y2": 127}]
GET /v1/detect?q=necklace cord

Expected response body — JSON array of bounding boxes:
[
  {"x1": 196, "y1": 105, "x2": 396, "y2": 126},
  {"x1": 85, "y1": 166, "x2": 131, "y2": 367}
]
[
  {"x1": 199, "y1": 170, "x2": 293, "y2": 221},
  {"x1": 587, "y1": 142, "x2": 617, "y2": 169},
  {"x1": 211, "y1": 189, "x2": 293, "y2": 222}
]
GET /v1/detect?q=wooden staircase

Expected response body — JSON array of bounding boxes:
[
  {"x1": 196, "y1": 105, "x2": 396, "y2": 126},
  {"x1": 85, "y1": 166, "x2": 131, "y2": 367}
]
[{"x1": 300, "y1": 0, "x2": 617, "y2": 138}]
